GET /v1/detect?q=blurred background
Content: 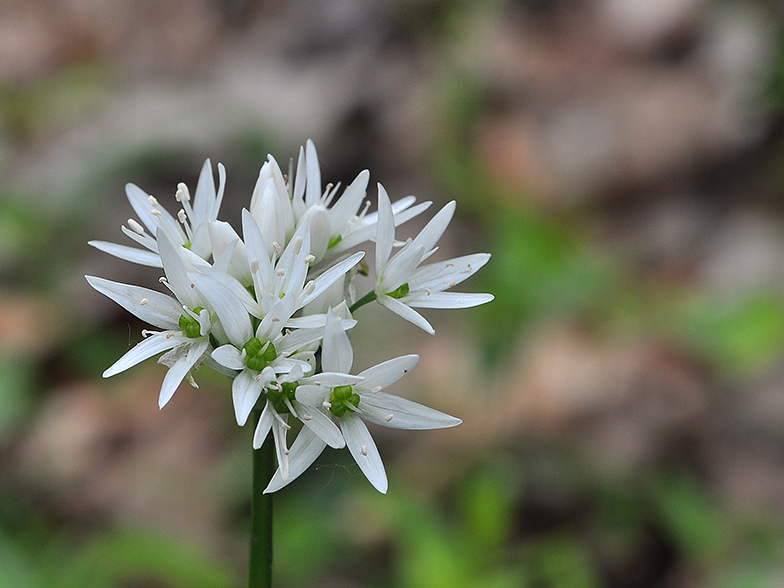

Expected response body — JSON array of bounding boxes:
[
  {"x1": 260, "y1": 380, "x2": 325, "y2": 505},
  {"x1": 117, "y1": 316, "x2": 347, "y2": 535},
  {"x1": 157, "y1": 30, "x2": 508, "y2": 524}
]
[{"x1": 2, "y1": 0, "x2": 784, "y2": 586}]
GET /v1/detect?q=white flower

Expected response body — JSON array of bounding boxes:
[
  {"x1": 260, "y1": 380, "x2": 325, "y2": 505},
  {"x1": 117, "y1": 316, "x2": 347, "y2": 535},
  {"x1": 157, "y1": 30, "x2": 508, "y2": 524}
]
[
  {"x1": 373, "y1": 185, "x2": 494, "y2": 334},
  {"x1": 290, "y1": 140, "x2": 432, "y2": 262},
  {"x1": 265, "y1": 309, "x2": 461, "y2": 494},
  {"x1": 89, "y1": 159, "x2": 226, "y2": 267},
  {"x1": 85, "y1": 231, "x2": 217, "y2": 408}
]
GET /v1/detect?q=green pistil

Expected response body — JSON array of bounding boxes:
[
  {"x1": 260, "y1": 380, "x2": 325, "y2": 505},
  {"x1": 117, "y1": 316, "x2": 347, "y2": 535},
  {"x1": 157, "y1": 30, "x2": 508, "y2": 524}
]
[
  {"x1": 179, "y1": 306, "x2": 205, "y2": 338},
  {"x1": 328, "y1": 385, "x2": 360, "y2": 417},
  {"x1": 244, "y1": 337, "x2": 277, "y2": 372},
  {"x1": 387, "y1": 283, "x2": 410, "y2": 299},
  {"x1": 267, "y1": 381, "x2": 298, "y2": 414}
]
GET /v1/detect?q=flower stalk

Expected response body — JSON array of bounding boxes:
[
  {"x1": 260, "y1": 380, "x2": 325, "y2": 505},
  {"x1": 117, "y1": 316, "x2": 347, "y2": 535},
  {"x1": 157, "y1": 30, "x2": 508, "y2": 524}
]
[{"x1": 249, "y1": 409, "x2": 275, "y2": 588}]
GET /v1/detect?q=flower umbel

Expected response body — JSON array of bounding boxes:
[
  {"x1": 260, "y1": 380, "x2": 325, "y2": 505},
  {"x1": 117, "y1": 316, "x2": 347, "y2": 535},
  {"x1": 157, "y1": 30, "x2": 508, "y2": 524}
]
[{"x1": 87, "y1": 139, "x2": 491, "y2": 493}]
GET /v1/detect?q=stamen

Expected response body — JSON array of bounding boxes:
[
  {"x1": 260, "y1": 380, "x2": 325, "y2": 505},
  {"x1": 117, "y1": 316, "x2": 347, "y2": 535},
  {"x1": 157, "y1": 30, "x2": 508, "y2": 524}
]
[
  {"x1": 359, "y1": 199, "x2": 371, "y2": 219},
  {"x1": 448, "y1": 279, "x2": 456, "y2": 287},
  {"x1": 301, "y1": 413, "x2": 312, "y2": 421},
  {"x1": 272, "y1": 317, "x2": 280, "y2": 323},
  {"x1": 175, "y1": 182, "x2": 191, "y2": 202},
  {"x1": 159, "y1": 276, "x2": 168, "y2": 283},
  {"x1": 271, "y1": 242, "x2": 282, "y2": 256},
  {"x1": 322, "y1": 400, "x2": 332, "y2": 410},
  {"x1": 424, "y1": 288, "x2": 431, "y2": 295},
  {"x1": 303, "y1": 280, "x2": 315, "y2": 296},
  {"x1": 360, "y1": 444, "x2": 368, "y2": 456},
  {"x1": 276, "y1": 268, "x2": 285, "y2": 276},
  {"x1": 148, "y1": 195, "x2": 159, "y2": 207},
  {"x1": 304, "y1": 254, "x2": 316, "y2": 264},
  {"x1": 166, "y1": 333, "x2": 175, "y2": 339},
  {"x1": 140, "y1": 298, "x2": 149, "y2": 305},
  {"x1": 290, "y1": 236, "x2": 303, "y2": 256},
  {"x1": 128, "y1": 219, "x2": 146, "y2": 234},
  {"x1": 372, "y1": 386, "x2": 382, "y2": 393},
  {"x1": 385, "y1": 414, "x2": 394, "y2": 422},
  {"x1": 283, "y1": 397, "x2": 298, "y2": 418},
  {"x1": 250, "y1": 258, "x2": 259, "y2": 273},
  {"x1": 446, "y1": 263, "x2": 454, "y2": 268},
  {"x1": 141, "y1": 329, "x2": 153, "y2": 337},
  {"x1": 177, "y1": 209, "x2": 187, "y2": 224},
  {"x1": 150, "y1": 209, "x2": 162, "y2": 217},
  {"x1": 272, "y1": 410, "x2": 291, "y2": 429},
  {"x1": 187, "y1": 375, "x2": 199, "y2": 388}
]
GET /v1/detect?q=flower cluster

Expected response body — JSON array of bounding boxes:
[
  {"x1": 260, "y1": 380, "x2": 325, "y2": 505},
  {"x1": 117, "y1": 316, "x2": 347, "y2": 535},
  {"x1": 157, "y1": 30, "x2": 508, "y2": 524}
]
[{"x1": 87, "y1": 140, "x2": 492, "y2": 493}]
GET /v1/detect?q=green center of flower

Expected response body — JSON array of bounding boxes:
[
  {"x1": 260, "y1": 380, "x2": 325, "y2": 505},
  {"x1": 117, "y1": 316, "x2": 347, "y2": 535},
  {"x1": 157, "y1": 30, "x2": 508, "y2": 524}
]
[
  {"x1": 328, "y1": 385, "x2": 360, "y2": 417},
  {"x1": 387, "y1": 283, "x2": 409, "y2": 299},
  {"x1": 178, "y1": 307, "x2": 205, "y2": 338},
  {"x1": 243, "y1": 337, "x2": 277, "y2": 371},
  {"x1": 267, "y1": 381, "x2": 298, "y2": 414}
]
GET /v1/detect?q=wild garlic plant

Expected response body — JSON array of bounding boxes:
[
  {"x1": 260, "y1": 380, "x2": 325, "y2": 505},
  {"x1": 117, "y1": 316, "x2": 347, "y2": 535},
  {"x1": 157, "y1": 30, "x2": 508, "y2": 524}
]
[{"x1": 87, "y1": 140, "x2": 492, "y2": 495}]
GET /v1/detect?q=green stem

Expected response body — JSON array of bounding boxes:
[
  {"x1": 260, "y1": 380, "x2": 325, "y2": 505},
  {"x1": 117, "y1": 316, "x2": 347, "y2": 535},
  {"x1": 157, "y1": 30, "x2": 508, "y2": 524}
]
[
  {"x1": 248, "y1": 410, "x2": 274, "y2": 588},
  {"x1": 349, "y1": 290, "x2": 377, "y2": 314}
]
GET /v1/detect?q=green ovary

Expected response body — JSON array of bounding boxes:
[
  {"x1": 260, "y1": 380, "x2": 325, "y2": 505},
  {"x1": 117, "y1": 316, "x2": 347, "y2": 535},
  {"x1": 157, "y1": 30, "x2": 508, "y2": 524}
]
[
  {"x1": 329, "y1": 385, "x2": 360, "y2": 417},
  {"x1": 179, "y1": 307, "x2": 205, "y2": 338},
  {"x1": 387, "y1": 283, "x2": 409, "y2": 299},
  {"x1": 244, "y1": 337, "x2": 277, "y2": 371},
  {"x1": 267, "y1": 381, "x2": 298, "y2": 414}
]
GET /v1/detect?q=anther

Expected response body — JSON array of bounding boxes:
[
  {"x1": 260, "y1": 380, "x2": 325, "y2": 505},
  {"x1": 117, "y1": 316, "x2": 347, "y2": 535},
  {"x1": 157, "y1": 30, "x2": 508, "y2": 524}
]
[
  {"x1": 302, "y1": 414, "x2": 312, "y2": 421},
  {"x1": 276, "y1": 268, "x2": 285, "y2": 276},
  {"x1": 150, "y1": 209, "x2": 162, "y2": 217},
  {"x1": 448, "y1": 279, "x2": 456, "y2": 287},
  {"x1": 446, "y1": 263, "x2": 454, "y2": 268},
  {"x1": 322, "y1": 401, "x2": 331, "y2": 410},
  {"x1": 385, "y1": 414, "x2": 394, "y2": 422},
  {"x1": 250, "y1": 259, "x2": 259, "y2": 273},
  {"x1": 360, "y1": 445, "x2": 368, "y2": 456},
  {"x1": 424, "y1": 288, "x2": 431, "y2": 295},
  {"x1": 271, "y1": 242, "x2": 282, "y2": 256},
  {"x1": 304, "y1": 254, "x2": 315, "y2": 264},
  {"x1": 272, "y1": 317, "x2": 280, "y2": 323},
  {"x1": 303, "y1": 281, "x2": 315, "y2": 296},
  {"x1": 372, "y1": 386, "x2": 382, "y2": 393},
  {"x1": 128, "y1": 219, "x2": 146, "y2": 234},
  {"x1": 175, "y1": 182, "x2": 191, "y2": 202},
  {"x1": 290, "y1": 236, "x2": 303, "y2": 255},
  {"x1": 177, "y1": 209, "x2": 187, "y2": 224},
  {"x1": 159, "y1": 277, "x2": 168, "y2": 283},
  {"x1": 140, "y1": 298, "x2": 149, "y2": 305},
  {"x1": 166, "y1": 333, "x2": 175, "y2": 339},
  {"x1": 148, "y1": 195, "x2": 159, "y2": 207}
]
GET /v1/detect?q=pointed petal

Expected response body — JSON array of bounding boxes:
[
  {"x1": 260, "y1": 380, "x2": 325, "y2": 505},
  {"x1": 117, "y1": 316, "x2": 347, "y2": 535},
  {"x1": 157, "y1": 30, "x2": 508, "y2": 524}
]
[
  {"x1": 322, "y1": 308, "x2": 353, "y2": 373},
  {"x1": 406, "y1": 291, "x2": 494, "y2": 309},
  {"x1": 232, "y1": 369, "x2": 264, "y2": 425},
  {"x1": 88, "y1": 241, "x2": 162, "y2": 267},
  {"x1": 192, "y1": 159, "x2": 216, "y2": 224},
  {"x1": 305, "y1": 139, "x2": 321, "y2": 207},
  {"x1": 409, "y1": 253, "x2": 491, "y2": 291},
  {"x1": 359, "y1": 391, "x2": 462, "y2": 430},
  {"x1": 263, "y1": 427, "x2": 326, "y2": 493},
  {"x1": 103, "y1": 332, "x2": 182, "y2": 377},
  {"x1": 300, "y1": 251, "x2": 364, "y2": 308},
  {"x1": 295, "y1": 384, "x2": 328, "y2": 406},
  {"x1": 411, "y1": 201, "x2": 455, "y2": 255},
  {"x1": 252, "y1": 400, "x2": 275, "y2": 448},
  {"x1": 295, "y1": 402, "x2": 345, "y2": 448},
  {"x1": 188, "y1": 272, "x2": 252, "y2": 347},
  {"x1": 357, "y1": 354, "x2": 419, "y2": 390},
  {"x1": 328, "y1": 169, "x2": 369, "y2": 230},
  {"x1": 378, "y1": 244, "x2": 424, "y2": 293},
  {"x1": 157, "y1": 230, "x2": 201, "y2": 308},
  {"x1": 377, "y1": 295, "x2": 435, "y2": 335},
  {"x1": 86, "y1": 275, "x2": 181, "y2": 330},
  {"x1": 375, "y1": 184, "x2": 395, "y2": 270},
  {"x1": 211, "y1": 344, "x2": 245, "y2": 370},
  {"x1": 272, "y1": 418, "x2": 290, "y2": 482},
  {"x1": 158, "y1": 338, "x2": 209, "y2": 408},
  {"x1": 242, "y1": 208, "x2": 273, "y2": 295},
  {"x1": 341, "y1": 413, "x2": 387, "y2": 493}
]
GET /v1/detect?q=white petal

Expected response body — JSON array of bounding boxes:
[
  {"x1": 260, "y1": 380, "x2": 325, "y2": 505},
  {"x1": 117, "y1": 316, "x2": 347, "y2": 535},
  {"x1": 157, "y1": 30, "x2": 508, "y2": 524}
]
[
  {"x1": 357, "y1": 354, "x2": 419, "y2": 390},
  {"x1": 300, "y1": 251, "x2": 364, "y2": 307},
  {"x1": 88, "y1": 241, "x2": 162, "y2": 267},
  {"x1": 209, "y1": 221, "x2": 250, "y2": 283},
  {"x1": 340, "y1": 413, "x2": 387, "y2": 493},
  {"x1": 406, "y1": 292, "x2": 494, "y2": 309},
  {"x1": 377, "y1": 295, "x2": 435, "y2": 335},
  {"x1": 256, "y1": 292, "x2": 296, "y2": 342},
  {"x1": 411, "y1": 201, "x2": 455, "y2": 255},
  {"x1": 263, "y1": 427, "x2": 326, "y2": 493},
  {"x1": 409, "y1": 253, "x2": 491, "y2": 291},
  {"x1": 322, "y1": 308, "x2": 353, "y2": 373},
  {"x1": 272, "y1": 417, "x2": 290, "y2": 481},
  {"x1": 252, "y1": 400, "x2": 275, "y2": 448},
  {"x1": 188, "y1": 272, "x2": 252, "y2": 347},
  {"x1": 158, "y1": 338, "x2": 209, "y2": 408},
  {"x1": 192, "y1": 159, "x2": 217, "y2": 224},
  {"x1": 377, "y1": 244, "x2": 424, "y2": 294},
  {"x1": 157, "y1": 230, "x2": 201, "y2": 308},
  {"x1": 103, "y1": 332, "x2": 182, "y2": 377},
  {"x1": 232, "y1": 369, "x2": 265, "y2": 426},
  {"x1": 375, "y1": 184, "x2": 395, "y2": 270},
  {"x1": 358, "y1": 391, "x2": 462, "y2": 430},
  {"x1": 86, "y1": 275, "x2": 181, "y2": 330},
  {"x1": 294, "y1": 384, "x2": 328, "y2": 406},
  {"x1": 295, "y1": 402, "x2": 345, "y2": 449},
  {"x1": 242, "y1": 208, "x2": 273, "y2": 295},
  {"x1": 328, "y1": 169, "x2": 370, "y2": 230},
  {"x1": 211, "y1": 344, "x2": 245, "y2": 370},
  {"x1": 305, "y1": 139, "x2": 321, "y2": 207}
]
